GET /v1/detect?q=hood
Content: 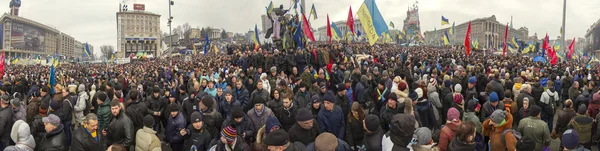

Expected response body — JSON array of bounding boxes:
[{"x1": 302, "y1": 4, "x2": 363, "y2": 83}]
[
  {"x1": 494, "y1": 112, "x2": 513, "y2": 132},
  {"x1": 11, "y1": 120, "x2": 34, "y2": 148},
  {"x1": 592, "y1": 93, "x2": 600, "y2": 104},
  {"x1": 513, "y1": 83, "x2": 522, "y2": 91},
  {"x1": 448, "y1": 136, "x2": 476, "y2": 151},
  {"x1": 445, "y1": 121, "x2": 461, "y2": 131},
  {"x1": 545, "y1": 89, "x2": 555, "y2": 97},
  {"x1": 389, "y1": 114, "x2": 416, "y2": 147},
  {"x1": 427, "y1": 84, "x2": 437, "y2": 92},
  {"x1": 265, "y1": 116, "x2": 282, "y2": 135}
]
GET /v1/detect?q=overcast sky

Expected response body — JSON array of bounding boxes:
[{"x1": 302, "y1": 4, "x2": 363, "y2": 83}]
[{"x1": 4, "y1": 0, "x2": 599, "y2": 56}]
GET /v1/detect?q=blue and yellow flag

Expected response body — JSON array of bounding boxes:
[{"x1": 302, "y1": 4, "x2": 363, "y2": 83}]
[
  {"x1": 522, "y1": 42, "x2": 534, "y2": 54},
  {"x1": 330, "y1": 22, "x2": 342, "y2": 41},
  {"x1": 49, "y1": 56, "x2": 56, "y2": 94},
  {"x1": 253, "y1": 24, "x2": 260, "y2": 50},
  {"x1": 192, "y1": 44, "x2": 197, "y2": 54},
  {"x1": 266, "y1": 1, "x2": 274, "y2": 14},
  {"x1": 310, "y1": 4, "x2": 318, "y2": 20},
  {"x1": 11, "y1": 57, "x2": 18, "y2": 64},
  {"x1": 389, "y1": 22, "x2": 395, "y2": 29},
  {"x1": 357, "y1": 0, "x2": 388, "y2": 45},
  {"x1": 511, "y1": 36, "x2": 519, "y2": 50},
  {"x1": 203, "y1": 35, "x2": 210, "y2": 54},
  {"x1": 443, "y1": 31, "x2": 450, "y2": 45},
  {"x1": 450, "y1": 22, "x2": 455, "y2": 35},
  {"x1": 84, "y1": 42, "x2": 91, "y2": 57},
  {"x1": 441, "y1": 16, "x2": 449, "y2": 25}
]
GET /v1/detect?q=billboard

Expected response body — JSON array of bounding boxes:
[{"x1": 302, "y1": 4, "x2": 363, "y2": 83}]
[
  {"x1": 11, "y1": 22, "x2": 45, "y2": 52},
  {"x1": 134, "y1": 4, "x2": 145, "y2": 11}
]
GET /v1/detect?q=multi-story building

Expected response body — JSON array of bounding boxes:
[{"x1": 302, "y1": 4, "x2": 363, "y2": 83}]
[
  {"x1": 59, "y1": 33, "x2": 75, "y2": 57},
  {"x1": 316, "y1": 19, "x2": 364, "y2": 41},
  {"x1": 116, "y1": 7, "x2": 161, "y2": 58},
  {"x1": 184, "y1": 28, "x2": 201, "y2": 40},
  {"x1": 423, "y1": 15, "x2": 528, "y2": 49},
  {"x1": 585, "y1": 18, "x2": 600, "y2": 55},
  {"x1": 209, "y1": 28, "x2": 221, "y2": 40},
  {"x1": 0, "y1": 14, "x2": 60, "y2": 59}
]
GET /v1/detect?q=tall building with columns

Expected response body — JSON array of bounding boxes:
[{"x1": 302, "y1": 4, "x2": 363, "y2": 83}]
[{"x1": 116, "y1": 4, "x2": 161, "y2": 58}]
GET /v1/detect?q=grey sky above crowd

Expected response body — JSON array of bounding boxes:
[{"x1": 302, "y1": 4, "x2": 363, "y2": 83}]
[{"x1": 3, "y1": 0, "x2": 599, "y2": 56}]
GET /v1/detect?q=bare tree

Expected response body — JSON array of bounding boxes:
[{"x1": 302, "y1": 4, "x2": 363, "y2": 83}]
[
  {"x1": 100, "y1": 45, "x2": 115, "y2": 60},
  {"x1": 172, "y1": 25, "x2": 183, "y2": 40},
  {"x1": 221, "y1": 30, "x2": 228, "y2": 39}
]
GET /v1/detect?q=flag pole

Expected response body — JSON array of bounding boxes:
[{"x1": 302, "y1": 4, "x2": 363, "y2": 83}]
[{"x1": 560, "y1": 0, "x2": 566, "y2": 54}]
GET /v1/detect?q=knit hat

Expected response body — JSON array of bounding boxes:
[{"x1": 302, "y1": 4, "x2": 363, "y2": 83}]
[
  {"x1": 468, "y1": 77, "x2": 477, "y2": 84},
  {"x1": 379, "y1": 79, "x2": 386, "y2": 86},
  {"x1": 263, "y1": 129, "x2": 290, "y2": 146},
  {"x1": 490, "y1": 110, "x2": 506, "y2": 124},
  {"x1": 323, "y1": 92, "x2": 336, "y2": 103},
  {"x1": 221, "y1": 126, "x2": 237, "y2": 144},
  {"x1": 364, "y1": 114, "x2": 380, "y2": 132},
  {"x1": 561, "y1": 129, "x2": 580, "y2": 149},
  {"x1": 201, "y1": 95, "x2": 215, "y2": 109},
  {"x1": 336, "y1": 83, "x2": 346, "y2": 92},
  {"x1": 415, "y1": 88, "x2": 423, "y2": 99},
  {"x1": 528, "y1": 105, "x2": 541, "y2": 117},
  {"x1": 10, "y1": 98, "x2": 20, "y2": 107},
  {"x1": 314, "y1": 133, "x2": 338, "y2": 151},
  {"x1": 444, "y1": 80, "x2": 452, "y2": 88},
  {"x1": 231, "y1": 106, "x2": 244, "y2": 118},
  {"x1": 489, "y1": 92, "x2": 499, "y2": 102},
  {"x1": 50, "y1": 100, "x2": 60, "y2": 110},
  {"x1": 454, "y1": 84, "x2": 462, "y2": 93},
  {"x1": 409, "y1": 90, "x2": 418, "y2": 101},
  {"x1": 169, "y1": 103, "x2": 180, "y2": 112},
  {"x1": 311, "y1": 94, "x2": 321, "y2": 103},
  {"x1": 413, "y1": 127, "x2": 432, "y2": 145},
  {"x1": 295, "y1": 108, "x2": 313, "y2": 122},
  {"x1": 143, "y1": 115, "x2": 154, "y2": 127},
  {"x1": 190, "y1": 111, "x2": 203, "y2": 122},
  {"x1": 578, "y1": 104, "x2": 587, "y2": 114},
  {"x1": 78, "y1": 84, "x2": 86, "y2": 93},
  {"x1": 447, "y1": 107, "x2": 460, "y2": 122},
  {"x1": 265, "y1": 117, "x2": 282, "y2": 134},
  {"x1": 0, "y1": 95, "x2": 9, "y2": 104},
  {"x1": 453, "y1": 94, "x2": 463, "y2": 105}
]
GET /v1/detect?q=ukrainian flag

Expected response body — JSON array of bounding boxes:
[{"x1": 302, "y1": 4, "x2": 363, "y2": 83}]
[
  {"x1": 85, "y1": 42, "x2": 91, "y2": 57},
  {"x1": 522, "y1": 42, "x2": 534, "y2": 54},
  {"x1": 330, "y1": 22, "x2": 342, "y2": 41},
  {"x1": 441, "y1": 16, "x2": 449, "y2": 26},
  {"x1": 310, "y1": 4, "x2": 318, "y2": 20},
  {"x1": 511, "y1": 36, "x2": 519, "y2": 50},
  {"x1": 553, "y1": 42, "x2": 560, "y2": 51},
  {"x1": 450, "y1": 22, "x2": 455, "y2": 35},
  {"x1": 49, "y1": 57, "x2": 56, "y2": 94},
  {"x1": 389, "y1": 21, "x2": 395, "y2": 29},
  {"x1": 443, "y1": 31, "x2": 450, "y2": 45},
  {"x1": 266, "y1": 1, "x2": 274, "y2": 14},
  {"x1": 357, "y1": 0, "x2": 388, "y2": 45},
  {"x1": 11, "y1": 57, "x2": 18, "y2": 64},
  {"x1": 253, "y1": 24, "x2": 260, "y2": 50},
  {"x1": 192, "y1": 44, "x2": 197, "y2": 54}
]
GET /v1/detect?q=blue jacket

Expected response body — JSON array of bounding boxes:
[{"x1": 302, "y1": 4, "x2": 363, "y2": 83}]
[
  {"x1": 204, "y1": 88, "x2": 217, "y2": 97},
  {"x1": 166, "y1": 112, "x2": 187, "y2": 144},
  {"x1": 317, "y1": 105, "x2": 345, "y2": 138}
]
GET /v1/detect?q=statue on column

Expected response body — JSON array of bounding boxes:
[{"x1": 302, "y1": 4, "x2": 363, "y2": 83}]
[{"x1": 265, "y1": 5, "x2": 288, "y2": 39}]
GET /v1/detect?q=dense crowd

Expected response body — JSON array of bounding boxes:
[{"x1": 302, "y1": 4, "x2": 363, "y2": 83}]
[{"x1": 0, "y1": 42, "x2": 598, "y2": 151}]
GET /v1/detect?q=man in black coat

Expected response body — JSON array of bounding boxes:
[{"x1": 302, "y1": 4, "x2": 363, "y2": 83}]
[
  {"x1": 182, "y1": 112, "x2": 212, "y2": 151},
  {"x1": 288, "y1": 108, "x2": 320, "y2": 146},
  {"x1": 144, "y1": 88, "x2": 165, "y2": 132},
  {"x1": 72, "y1": 114, "x2": 103, "y2": 151},
  {"x1": 275, "y1": 95, "x2": 297, "y2": 131},
  {"x1": 37, "y1": 114, "x2": 66, "y2": 151},
  {"x1": 363, "y1": 114, "x2": 383, "y2": 151},
  {"x1": 104, "y1": 99, "x2": 134, "y2": 148},
  {"x1": 0, "y1": 95, "x2": 13, "y2": 150}
]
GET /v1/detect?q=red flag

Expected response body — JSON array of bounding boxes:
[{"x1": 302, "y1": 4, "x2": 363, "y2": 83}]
[
  {"x1": 464, "y1": 22, "x2": 472, "y2": 57},
  {"x1": 347, "y1": 6, "x2": 354, "y2": 35},
  {"x1": 302, "y1": 13, "x2": 316, "y2": 41},
  {"x1": 543, "y1": 33, "x2": 549, "y2": 51},
  {"x1": 502, "y1": 23, "x2": 508, "y2": 57},
  {"x1": 0, "y1": 50, "x2": 4, "y2": 79},
  {"x1": 550, "y1": 47, "x2": 558, "y2": 65},
  {"x1": 568, "y1": 37, "x2": 576, "y2": 59},
  {"x1": 327, "y1": 14, "x2": 332, "y2": 43}
]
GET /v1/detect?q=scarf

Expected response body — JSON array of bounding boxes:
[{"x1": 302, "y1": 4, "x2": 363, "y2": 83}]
[
  {"x1": 84, "y1": 125, "x2": 98, "y2": 142},
  {"x1": 378, "y1": 88, "x2": 388, "y2": 102},
  {"x1": 254, "y1": 106, "x2": 265, "y2": 117},
  {"x1": 284, "y1": 103, "x2": 294, "y2": 116},
  {"x1": 495, "y1": 119, "x2": 507, "y2": 128}
]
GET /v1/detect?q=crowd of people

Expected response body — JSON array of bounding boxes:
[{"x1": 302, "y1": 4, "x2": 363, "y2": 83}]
[{"x1": 0, "y1": 42, "x2": 597, "y2": 151}]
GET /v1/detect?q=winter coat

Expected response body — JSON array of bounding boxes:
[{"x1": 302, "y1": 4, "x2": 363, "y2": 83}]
[
  {"x1": 218, "y1": 99, "x2": 241, "y2": 119},
  {"x1": 335, "y1": 94, "x2": 350, "y2": 118},
  {"x1": 531, "y1": 84, "x2": 544, "y2": 105},
  {"x1": 439, "y1": 121, "x2": 461, "y2": 151},
  {"x1": 512, "y1": 83, "x2": 523, "y2": 100},
  {"x1": 202, "y1": 108, "x2": 223, "y2": 140},
  {"x1": 569, "y1": 86, "x2": 581, "y2": 102},
  {"x1": 517, "y1": 117, "x2": 551, "y2": 151},
  {"x1": 317, "y1": 105, "x2": 345, "y2": 138},
  {"x1": 415, "y1": 99, "x2": 437, "y2": 130},
  {"x1": 540, "y1": 89, "x2": 559, "y2": 117},
  {"x1": 106, "y1": 110, "x2": 134, "y2": 148},
  {"x1": 12, "y1": 103, "x2": 26, "y2": 123},
  {"x1": 447, "y1": 136, "x2": 476, "y2": 151},
  {"x1": 463, "y1": 112, "x2": 482, "y2": 134},
  {"x1": 0, "y1": 105, "x2": 14, "y2": 142},
  {"x1": 587, "y1": 96, "x2": 600, "y2": 118},
  {"x1": 246, "y1": 107, "x2": 274, "y2": 132},
  {"x1": 569, "y1": 114, "x2": 593, "y2": 144},
  {"x1": 215, "y1": 136, "x2": 251, "y2": 151},
  {"x1": 363, "y1": 126, "x2": 384, "y2": 151},
  {"x1": 482, "y1": 111, "x2": 516, "y2": 151},
  {"x1": 305, "y1": 138, "x2": 351, "y2": 151},
  {"x1": 9, "y1": 120, "x2": 35, "y2": 151},
  {"x1": 135, "y1": 127, "x2": 161, "y2": 151},
  {"x1": 294, "y1": 91, "x2": 312, "y2": 108},
  {"x1": 71, "y1": 125, "x2": 102, "y2": 151},
  {"x1": 355, "y1": 82, "x2": 367, "y2": 104},
  {"x1": 516, "y1": 91, "x2": 535, "y2": 111},
  {"x1": 182, "y1": 97, "x2": 199, "y2": 124},
  {"x1": 96, "y1": 99, "x2": 111, "y2": 131},
  {"x1": 74, "y1": 92, "x2": 89, "y2": 124},
  {"x1": 489, "y1": 79, "x2": 505, "y2": 100},
  {"x1": 166, "y1": 112, "x2": 187, "y2": 144},
  {"x1": 555, "y1": 108, "x2": 576, "y2": 136},
  {"x1": 182, "y1": 124, "x2": 211, "y2": 151},
  {"x1": 36, "y1": 124, "x2": 65, "y2": 151},
  {"x1": 145, "y1": 95, "x2": 166, "y2": 120},
  {"x1": 345, "y1": 116, "x2": 365, "y2": 147},
  {"x1": 288, "y1": 119, "x2": 320, "y2": 146},
  {"x1": 250, "y1": 89, "x2": 269, "y2": 107},
  {"x1": 481, "y1": 101, "x2": 504, "y2": 120},
  {"x1": 380, "y1": 104, "x2": 403, "y2": 131},
  {"x1": 233, "y1": 86, "x2": 250, "y2": 110},
  {"x1": 127, "y1": 100, "x2": 148, "y2": 132},
  {"x1": 222, "y1": 116, "x2": 255, "y2": 142},
  {"x1": 274, "y1": 104, "x2": 297, "y2": 131},
  {"x1": 381, "y1": 114, "x2": 416, "y2": 151}
]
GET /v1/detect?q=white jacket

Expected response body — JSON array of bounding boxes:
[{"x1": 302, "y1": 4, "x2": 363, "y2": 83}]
[
  {"x1": 540, "y1": 89, "x2": 559, "y2": 104},
  {"x1": 74, "y1": 92, "x2": 89, "y2": 123}
]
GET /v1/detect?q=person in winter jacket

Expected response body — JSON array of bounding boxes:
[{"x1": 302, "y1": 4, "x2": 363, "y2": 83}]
[
  {"x1": 344, "y1": 102, "x2": 365, "y2": 149},
  {"x1": 363, "y1": 114, "x2": 383, "y2": 151},
  {"x1": 447, "y1": 121, "x2": 482, "y2": 151},
  {"x1": 74, "y1": 84, "x2": 88, "y2": 125},
  {"x1": 136, "y1": 115, "x2": 161, "y2": 151},
  {"x1": 233, "y1": 80, "x2": 250, "y2": 112},
  {"x1": 145, "y1": 88, "x2": 166, "y2": 132},
  {"x1": 216, "y1": 126, "x2": 251, "y2": 151},
  {"x1": 517, "y1": 105, "x2": 551, "y2": 151},
  {"x1": 451, "y1": 93, "x2": 465, "y2": 122},
  {"x1": 555, "y1": 99, "x2": 577, "y2": 145},
  {"x1": 440, "y1": 80, "x2": 454, "y2": 123},
  {"x1": 415, "y1": 88, "x2": 437, "y2": 130},
  {"x1": 482, "y1": 110, "x2": 517, "y2": 151},
  {"x1": 255, "y1": 116, "x2": 282, "y2": 150},
  {"x1": 266, "y1": 89, "x2": 283, "y2": 111},
  {"x1": 10, "y1": 98, "x2": 25, "y2": 122},
  {"x1": 263, "y1": 129, "x2": 302, "y2": 151},
  {"x1": 317, "y1": 91, "x2": 345, "y2": 138},
  {"x1": 246, "y1": 96, "x2": 275, "y2": 133},
  {"x1": 379, "y1": 92, "x2": 403, "y2": 132},
  {"x1": 305, "y1": 132, "x2": 351, "y2": 151},
  {"x1": 6, "y1": 120, "x2": 35, "y2": 151},
  {"x1": 181, "y1": 112, "x2": 212, "y2": 151},
  {"x1": 561, "y1": 129, "x2": 591, "y2": 151},
  {"x1": 334, "y1": 83, "x2": 350, "y2": 119},
  {"x1": 165, "y1": 104, "x2": 187, "y2": 151},
  {"x1": 36, "y1": 114, "x2": 65, "y2": 151},
  {"x1": 95, "y1": 92, "x2": 111, "y2": 132},
  {"x1": 222, "y1": 106, "x2": 255, "y2": 143},
  {"x1": 218, "y1": 90, "x2": 241, "y2": 119},
  {"x1": 199, "y1": 95, "x2": 223, "y2": 141},
  {"x1": 250, "y1": 82, "x2": 270, "y2": 108},
  {"x1": 516, "y1": 84, "x2": 534, "y2": 109},
  {"x1": 411, "y1": 127, "x2": 440, "y2": 151},
  {"x1": 464, "y1": 99, "x2": 482, "y2": 134},
  {"x1": 531, "y1": 83, "x2": 544, "y2": 106},
  {"x1": 288, "y1": 108, "x2": 320, "y2": 146},
  {"x1": 540, "y1": 87, "x2": 559, "y2": 131},
  {"x1": 427, "y1": 79, "x2": 443, "y2": 123},
  {"x1": 439, "y1": 108, "x2": 462, "y2": 151},
  {"x1": 481, "y1": 92, "x2": 504, "y2": 120},
  {"x1": 381, "y1": 114, "x2": 415, "y2": 151},
  {"x1": 569, "y1": 82, "x2": 581, "y2": 103},
  {"x1": 72, "y1": 114, "x2": 103, "y2": 151},
  {"x1": 274, "y1": 94, "x2": 297, "y2": 131},
  {"x1": 294, "y1": 83, "x2": 312, "y2": 108},
  {"x1": 105, "y1": 99, "x2": 134, "y2": 148},
  {"x1": 570, "y1": 104, "x2": 593, "y2": 149},
  {"x1": 587, "y1": 93, "x2": 600, "y2": 119}
]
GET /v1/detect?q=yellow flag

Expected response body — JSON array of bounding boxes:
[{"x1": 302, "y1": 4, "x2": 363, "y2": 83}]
[{"x1": 357, "y1": 3, "x2": 378, "y2": 46}]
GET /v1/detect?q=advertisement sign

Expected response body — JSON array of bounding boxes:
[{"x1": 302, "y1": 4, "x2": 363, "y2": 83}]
[
  {"x1": 11, "y1": 22, "x2": 45, "y2": 52},
  {"x1": 134, "y1": 4, "x2": 145, "y2": 11}
]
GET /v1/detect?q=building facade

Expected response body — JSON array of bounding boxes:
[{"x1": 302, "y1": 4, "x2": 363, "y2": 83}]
[
  {"x1": 316, "y1": 19, "x2": 364, "y2": 41},
  {"x1": 423, "y1": 15, "x2": 528, "y2": 49},
  {"x1": 59, "y1": 33, "x2": 75, "y2": 57},
  {"x1": 116, "y1": 10, "x2": 161, "y2": 58},
  {"x1": 209, "y1": 28, "x2": 221, "y2": 40}
]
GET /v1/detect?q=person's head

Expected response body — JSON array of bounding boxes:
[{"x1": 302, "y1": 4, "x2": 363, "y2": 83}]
[
  {"x1": 217, "y1": 88, "x2": 223, "y2": 96},
  {"x1": 413, "y1": 127, "x2": 433, "y2": 146},
  {"x1": 107, "y1": 144, "x2": 127, "y2": 151},
  {"x1": 273, "y1": 89, "x2": 280, "y2": 99},
  {"x1": 468, "y1": 77, "x2": 476, "y2": 89},
  {"x1": 387, "y1": 93, "x2": 398, "y2": 109},
  {"x1": 565, "y1": 99, "x2": 573, "y2": 109},
  {"x1": 322, "y1": 92, "x2": 335, "y2": 111},
  {"x1": 200, "y1": 95, "x2": 215, "y2": 111},
  {"x1": 236, "y1": 80, "x2": 243, "y2": 89},
  {"x1": 561, "y1": 129, "x2": 580, "y2": 150},
  {"x1": 522, "y1": 84, "x2": 532, "y2": 94},
  {"x1": 489, "y1": 92, "x2": 499, "y2": 107},
  {"x1": 312, "y1": 95, "x2": 321, "y2": 109},
  {"x1": 455, "y1": 121, "x2": 477, "y2": 143},
  {"x1": 83, "y1": 113, "x2": 99, "y2": 133},
  {"x1": 231, "y1": 106, "x2": 245, "y2": 123},
  {"x1": 208, "y1": 81, "x2": 214, "y2": 88},
  {"x1": 42, "y1": 114, "x2": 61, "y2": 133},
  {"x1": 574, "y1": 81, "x2": 579, "y2": 88},
  {"x1": 190, "y1": 112, "x2": 203, "y2": 130},
  {"x1": 169, "y1": 104, "x2": 180, "y2": 117},
  {"x1": 225, "y1": 90, "x2": 233, "y2": 101},
  {"x1": 314, "y1": 133, "x2": 338, "y2": 151},
  {"x1": 489, "y1": 110, "x2": 507, "y2": 127},
  {"x1": 152, "y1": 87, "x2": 160, "y2": 97},
  {"x1": 193, "y1": 81, "x2": 200, "y2": 91},
  {"x1": 252, "y1": 96, "x2": 265, "y2": 111},
  {"x1": 257, "y1": 82, "x2": 263, "y2": 90},
  {"x1": 264, "y1": 129, "x2": 291, "y2": 151},
  {"x1": 363, "y1": 114, "x2": 380, "y2": 133},
  {"x1": 523, "y1": 98, "x2": 530, "y2": 109},
  {"x1": 296, "y1": 108, "x2": 314, "y2": 130},
  {"x1": 349, "y1": 102, "x2": 365, "y2": 120},
  {"x1": 282, "y1": 94, "x2": 293, "y2": 108},
  {"x1": 110, "y1": 99, "x2": 121, "y2": 116}
]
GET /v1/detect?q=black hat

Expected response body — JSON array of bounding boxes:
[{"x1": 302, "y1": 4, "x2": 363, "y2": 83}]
[
  {"x1": 253, "y1": 96, "x2": 265, "y2": 105},
  {"x1": 143, "y1": 115, "x2": 154, "y2": 127},
  {"x1": 231, "y1": 106, "x2": 245, "y2": 118},
  {"x1": 336, "y1": 83, "x2": 346, "y2": 92},
  {"x1": 365, "y1": 114, "x2": 380, "y2": 132},
  {"x1": 169, "y1": 103, "x2": 180, "y2": 112},
  {"x1": 311, "y1": 95, "x2": 321, "y2": 103},
  {"x1": 153, "y1": 87, "x2": 160, "y2": 93},
  {"x1": 190, "y1": 111, "x2": 202, "y2": 123},
  {"x1": 295, "y1": 108, "x2": 313, "y2": 122},
  {"x1": 388, "y1": 93, "x2": 398, "y2": 101},
  {"x1": 263, "y1": 129, "x2": 290, "y2": 146},
  {"x1": 323, "y1": 92, "x2": 336, "y2": 103},
  {"x1": 528, "y1": 105, "x2": 541, "y2": 117},
  {"x1": 201, "y1": 95, "x2": 215, "y2": 109},
  {"x1": 41, "y1": 87, "x2": 50, "y2": 93},
  {"x1": 379, "y1": 79, "x2": 386, "y2": 86}
]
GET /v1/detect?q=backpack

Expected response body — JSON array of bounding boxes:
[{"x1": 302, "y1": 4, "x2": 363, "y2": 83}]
[{"x1": 501, "y1": 129, "x2": 521, "y2": 147}]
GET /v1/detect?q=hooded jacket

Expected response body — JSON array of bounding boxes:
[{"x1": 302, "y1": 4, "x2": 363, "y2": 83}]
[
  {"x1": 135, "y1": 127, "x2": 161, "y2": 151},
  {"x1": 570, "y1": 114, "x2": 593, "y2": 144},
  {"x1": 587, "y1": 94, "x2": 600, "y2": 118},
  {"x1": 74, "y1": 91, "x2": 89, "y2": 124},
  {"x1": 540, "y1": 89, "x2": 559, "y2": 116},
  {"x1": 439, "y1": 121, "x2": 461, "y2": 151},
  {"x1": 381, "y1": 114, "x2": 416, "y2": 151},
  {"x1": 0, "y1": 104, "x2": 14, "y2": 142},
  {"x1": 482, "y1": 112, "x2": 516, "y2": 151},
  {"x1": 182, "y1": 124, "x2": 211, "y2": 151},
  {"x1": 9, "y1": 120, "x2": 35, "y2": 151},
  {"x1": 363, "y1": 125, "x2": 384, "y2": 151}
]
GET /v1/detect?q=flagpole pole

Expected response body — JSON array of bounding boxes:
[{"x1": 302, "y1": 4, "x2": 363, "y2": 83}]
[{"x1": 561, "y1": 0, "x2": 566, "y2": 54}]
